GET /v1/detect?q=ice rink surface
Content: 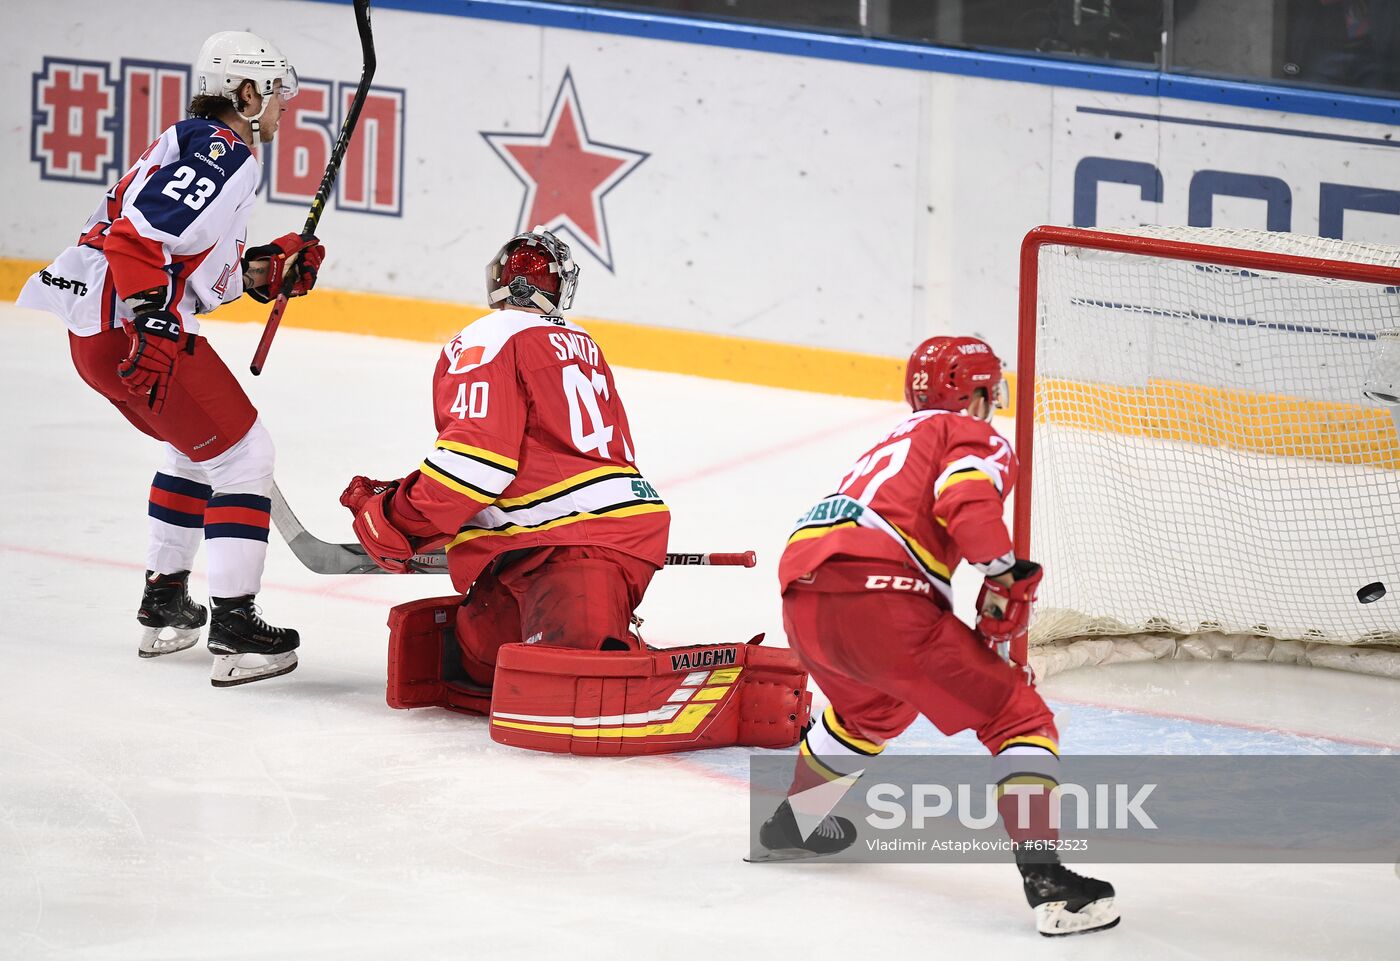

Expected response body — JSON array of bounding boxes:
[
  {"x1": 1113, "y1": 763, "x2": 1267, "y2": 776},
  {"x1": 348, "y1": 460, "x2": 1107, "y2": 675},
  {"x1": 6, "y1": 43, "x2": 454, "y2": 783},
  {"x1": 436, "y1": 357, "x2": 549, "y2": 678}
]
[{"x1": 2, "y1": 304, "x2": 1398, "y2": 960}]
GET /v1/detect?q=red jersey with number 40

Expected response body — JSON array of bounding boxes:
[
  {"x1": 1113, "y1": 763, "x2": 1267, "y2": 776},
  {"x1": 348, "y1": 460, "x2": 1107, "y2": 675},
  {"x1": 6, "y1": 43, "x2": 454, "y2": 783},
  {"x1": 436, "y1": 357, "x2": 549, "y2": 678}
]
[
  {"x1": 778, "y1": 409, "x2": 1017, "y2": 608},
  {"x1": 389, "y1": 309, "x2": 670, "y2": 591}
]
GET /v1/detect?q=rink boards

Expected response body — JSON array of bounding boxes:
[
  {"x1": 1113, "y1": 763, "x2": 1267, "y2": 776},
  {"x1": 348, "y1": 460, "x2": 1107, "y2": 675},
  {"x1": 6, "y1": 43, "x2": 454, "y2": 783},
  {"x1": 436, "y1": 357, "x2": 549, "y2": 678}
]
[{"x1": 4, "y1": 0, "x2": 1400, "y2": 401}]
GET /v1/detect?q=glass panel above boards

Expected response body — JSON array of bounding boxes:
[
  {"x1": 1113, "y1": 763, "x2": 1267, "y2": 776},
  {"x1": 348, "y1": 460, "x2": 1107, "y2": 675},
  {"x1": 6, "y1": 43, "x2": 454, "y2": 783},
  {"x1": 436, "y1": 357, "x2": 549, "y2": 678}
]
[{"x1": 548, "y1": 0, "x2": 1400, "y2": 99}]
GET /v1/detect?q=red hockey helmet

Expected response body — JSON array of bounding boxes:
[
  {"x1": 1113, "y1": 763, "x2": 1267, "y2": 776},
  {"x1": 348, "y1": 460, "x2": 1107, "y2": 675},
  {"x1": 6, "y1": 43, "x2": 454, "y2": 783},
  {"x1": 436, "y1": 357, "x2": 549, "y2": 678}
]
[
  {"x1": 485, "y1": 227, "x2": 579, "y2": 316},
  {"x1": 905, "y1": 336, "x2": 1007, "y2": 416}
]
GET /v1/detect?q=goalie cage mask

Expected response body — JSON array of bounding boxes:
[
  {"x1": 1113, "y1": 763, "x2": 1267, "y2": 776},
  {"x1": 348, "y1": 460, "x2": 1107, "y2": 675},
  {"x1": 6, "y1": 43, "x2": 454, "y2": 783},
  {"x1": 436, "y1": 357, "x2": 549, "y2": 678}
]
[
  {"x1": 905, "y1": 335, "x2": 1008, "y2": 417},
  {"x1": 485, "y1": 228, "x2": 579, "y2": 317}
]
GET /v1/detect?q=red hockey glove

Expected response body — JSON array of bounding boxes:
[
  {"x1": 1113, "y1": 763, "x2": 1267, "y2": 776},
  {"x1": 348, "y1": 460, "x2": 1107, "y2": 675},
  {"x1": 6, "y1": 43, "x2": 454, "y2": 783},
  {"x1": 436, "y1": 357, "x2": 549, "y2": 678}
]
[
  {"x1": 976, "y1": 558, "x2": 1042, "y2": 670},
  {"x1": 117, "y1": 309, "x2": 184, "y2": 413},
  {"x1": 243, "y1": 232, "x2": 325, "y2": 303},
  {"x1": 341, "y1": 476, "x2": 413, "y2": 573},
  {"x1": 340, "y1": 476, "x2": 400, "y2": 513}
]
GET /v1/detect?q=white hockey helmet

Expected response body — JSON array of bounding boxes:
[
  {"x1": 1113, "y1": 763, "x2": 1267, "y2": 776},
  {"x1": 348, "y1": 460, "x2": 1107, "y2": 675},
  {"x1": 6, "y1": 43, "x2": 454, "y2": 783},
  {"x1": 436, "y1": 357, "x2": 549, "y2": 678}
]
[{"x1": 194, "y1": 31, "x2": 298, "y2": 116}]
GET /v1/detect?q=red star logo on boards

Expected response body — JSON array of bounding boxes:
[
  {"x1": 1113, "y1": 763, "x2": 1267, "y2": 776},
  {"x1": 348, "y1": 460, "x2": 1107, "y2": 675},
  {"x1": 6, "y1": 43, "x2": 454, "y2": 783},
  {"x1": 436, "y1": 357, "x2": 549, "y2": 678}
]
[
  {"x1": 482, "y1": 71, "x2": 648, "y2": 271},
  {"x1": 209, "y1": 126, "x2": 242, "y2": 151}
]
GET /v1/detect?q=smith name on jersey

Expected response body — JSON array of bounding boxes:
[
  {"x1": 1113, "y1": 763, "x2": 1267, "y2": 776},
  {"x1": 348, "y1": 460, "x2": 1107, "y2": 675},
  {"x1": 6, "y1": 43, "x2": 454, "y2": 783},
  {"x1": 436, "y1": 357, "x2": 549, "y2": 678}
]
[
  {"x1": 18, "y1": 118, "x2": 259, "y2": 336},
  {"x1": 388, "y1": 310, "x2": 671, "y2": 590},
  {"x1": 778, "y1": 409, "x2": 1018, "y2": 605}
]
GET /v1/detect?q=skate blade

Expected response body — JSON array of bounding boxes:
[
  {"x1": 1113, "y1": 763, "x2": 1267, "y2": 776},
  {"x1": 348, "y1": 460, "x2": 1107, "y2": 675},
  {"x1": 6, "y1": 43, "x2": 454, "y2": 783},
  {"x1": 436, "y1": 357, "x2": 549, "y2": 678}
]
[
  {"x1": 138, "y1": 625, "x2": 201, "y2": 658},
  {"x1": 210, "y1": 652, "x2": 298, "y2": 688},
  {"x1": 744, "y1": 847, "x2": 835, "y2": 864},
  {"x1": 1036, "y1": 897, "x2": 1120, "y2": 937}
]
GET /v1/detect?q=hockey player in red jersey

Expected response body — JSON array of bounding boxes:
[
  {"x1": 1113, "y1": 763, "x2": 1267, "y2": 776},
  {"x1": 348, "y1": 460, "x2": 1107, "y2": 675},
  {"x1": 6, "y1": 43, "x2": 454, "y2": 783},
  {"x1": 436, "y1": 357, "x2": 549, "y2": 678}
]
[
  {"x1": 341, "y1": 229, "x2": 810, "y2": 756},
  {"x1": 759, "y1": 337, "x2": 1119, "y2": 937},
  {"x1": 18, "y1": 32, "x2": 325, "y2": 687},
  {"x1": 343, "y1": 228, "x2": 668, "y2": 675}
]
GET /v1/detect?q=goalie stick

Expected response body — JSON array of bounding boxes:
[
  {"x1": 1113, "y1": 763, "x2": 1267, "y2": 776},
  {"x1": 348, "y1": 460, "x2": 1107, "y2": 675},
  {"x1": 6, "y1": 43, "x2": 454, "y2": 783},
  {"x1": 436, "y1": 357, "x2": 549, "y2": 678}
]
[
  {"x1": 270, "y1": 484, "x2": 757, "y2": 574},
  {"x1": 250, "y1": 0, "x2": 376, "y2": 376}
]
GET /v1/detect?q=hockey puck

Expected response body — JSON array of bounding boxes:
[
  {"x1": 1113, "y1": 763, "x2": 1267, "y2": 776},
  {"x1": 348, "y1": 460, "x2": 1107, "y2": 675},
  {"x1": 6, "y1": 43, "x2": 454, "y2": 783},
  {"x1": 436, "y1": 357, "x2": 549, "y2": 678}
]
[{"x1": 1357, "y1": 581, "x2": 1387, "y2": 604}]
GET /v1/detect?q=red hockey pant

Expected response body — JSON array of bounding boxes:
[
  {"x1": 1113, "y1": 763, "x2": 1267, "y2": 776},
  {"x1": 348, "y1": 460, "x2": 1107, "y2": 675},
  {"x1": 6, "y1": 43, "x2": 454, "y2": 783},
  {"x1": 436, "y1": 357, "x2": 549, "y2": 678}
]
[
  {"x1": 69, "y1": 327, "x2": 257, "y2": 461},
  {"x1": 781, "y1": 558, "x2": 1055, "y2": 753},
  {"x1": 69, "y1": 328, "x2": 271, "y2": 596},
  {"x1": 455, "y1": 545, "x2": 658, "y2": 687}
]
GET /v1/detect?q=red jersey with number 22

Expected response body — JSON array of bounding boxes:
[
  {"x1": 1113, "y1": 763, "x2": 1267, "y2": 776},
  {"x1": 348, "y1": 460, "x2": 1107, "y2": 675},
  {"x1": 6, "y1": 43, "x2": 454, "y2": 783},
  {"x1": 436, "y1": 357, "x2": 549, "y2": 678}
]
[
  {"x1": 388, "y1": 309, "x2": 670, "y2": 592},
  {"x1": 778, "y1": 409, "x2": 1017, "y2": 608}
]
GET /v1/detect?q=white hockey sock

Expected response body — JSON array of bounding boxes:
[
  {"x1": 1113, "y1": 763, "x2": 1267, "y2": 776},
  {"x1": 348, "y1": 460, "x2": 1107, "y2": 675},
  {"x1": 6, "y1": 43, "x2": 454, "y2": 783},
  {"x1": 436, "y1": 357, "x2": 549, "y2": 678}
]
[
  {"x1": 204, "y1": 493, "x2": 271, "y2": 597},
  {"x1": 799, "y1": 705, "x2": 886, "y2": 782},
  {"x1": 146, "y1": 468, "x2": 211, "y2": 575},
  {"x1": 199, "y1": 420, "x2": 275, "y2": 599}
]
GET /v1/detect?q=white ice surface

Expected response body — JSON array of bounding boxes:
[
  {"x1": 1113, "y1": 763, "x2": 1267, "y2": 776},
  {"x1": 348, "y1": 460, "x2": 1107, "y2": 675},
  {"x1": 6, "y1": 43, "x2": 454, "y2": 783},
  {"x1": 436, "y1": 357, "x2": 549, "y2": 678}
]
[{"x1": 2, "y1": 304, "x2": 1398, "y2": 961}]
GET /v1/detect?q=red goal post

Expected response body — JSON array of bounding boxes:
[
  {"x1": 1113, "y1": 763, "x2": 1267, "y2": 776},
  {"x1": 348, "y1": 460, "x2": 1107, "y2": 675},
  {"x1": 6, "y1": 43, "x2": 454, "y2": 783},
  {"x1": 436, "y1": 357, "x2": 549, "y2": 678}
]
[{"x1": 1012, "y1": 225, "x2": 1400, "y2": 678}]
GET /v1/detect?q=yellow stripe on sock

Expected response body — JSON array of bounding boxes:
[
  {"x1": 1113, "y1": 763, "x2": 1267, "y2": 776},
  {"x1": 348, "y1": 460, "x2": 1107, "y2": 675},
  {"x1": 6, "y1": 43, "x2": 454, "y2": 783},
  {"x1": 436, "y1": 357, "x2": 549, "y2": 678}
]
[
  {"x1": 824, "y1": 706, "x2": 885, "y2": 755},
  {"x1": 799, "y1": 741, "x2": 850, "y2": 783},
  {"x1": 997, "y1": 735, "x2": 1060, "y2": 756}
]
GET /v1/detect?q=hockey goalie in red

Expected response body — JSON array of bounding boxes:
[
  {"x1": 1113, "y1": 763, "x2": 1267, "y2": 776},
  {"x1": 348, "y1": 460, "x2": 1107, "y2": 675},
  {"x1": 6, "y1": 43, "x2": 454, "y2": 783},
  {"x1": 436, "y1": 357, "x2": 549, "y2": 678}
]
[
  {"x1": 341, "y1": 228, "x2": 808, "y2": 755},
  {"x1": 758, "y1": 337, "x2": 1119, "y2": 937}
]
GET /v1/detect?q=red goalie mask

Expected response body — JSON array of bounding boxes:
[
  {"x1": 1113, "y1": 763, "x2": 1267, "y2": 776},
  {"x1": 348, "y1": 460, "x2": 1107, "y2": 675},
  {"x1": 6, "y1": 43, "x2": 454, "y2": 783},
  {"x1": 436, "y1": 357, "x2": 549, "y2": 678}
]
[
  {"x1": 485, "y1": 227, "x2": 579, "y2": 316},
  {"x1": 905, "y1": 336, "x2": 1008, "y2": 416}
]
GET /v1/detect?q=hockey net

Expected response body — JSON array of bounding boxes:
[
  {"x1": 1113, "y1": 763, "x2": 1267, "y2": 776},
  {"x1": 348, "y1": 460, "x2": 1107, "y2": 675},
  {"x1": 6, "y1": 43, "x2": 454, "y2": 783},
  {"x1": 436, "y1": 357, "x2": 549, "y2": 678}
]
[{"x1": 1016, "y1": 226, "x2": 1400, "y2": 680}]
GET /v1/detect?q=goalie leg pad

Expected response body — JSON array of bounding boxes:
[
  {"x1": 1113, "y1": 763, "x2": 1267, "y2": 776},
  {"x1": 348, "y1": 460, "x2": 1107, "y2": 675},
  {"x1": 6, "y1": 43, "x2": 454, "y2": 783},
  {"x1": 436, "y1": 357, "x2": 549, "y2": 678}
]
[
  {"x1": 489, "y1": 637, "x2": 812, "y2": 755},
  {"x1": 386, "y1": 595, "x2": 490, "y2": 715}
]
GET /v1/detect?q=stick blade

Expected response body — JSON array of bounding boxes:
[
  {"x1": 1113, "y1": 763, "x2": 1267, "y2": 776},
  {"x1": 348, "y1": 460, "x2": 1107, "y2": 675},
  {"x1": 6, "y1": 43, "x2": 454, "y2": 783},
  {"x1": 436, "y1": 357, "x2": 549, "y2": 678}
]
[{"x1": 286, "y1": 531, "x2": 387, "y2": 575}]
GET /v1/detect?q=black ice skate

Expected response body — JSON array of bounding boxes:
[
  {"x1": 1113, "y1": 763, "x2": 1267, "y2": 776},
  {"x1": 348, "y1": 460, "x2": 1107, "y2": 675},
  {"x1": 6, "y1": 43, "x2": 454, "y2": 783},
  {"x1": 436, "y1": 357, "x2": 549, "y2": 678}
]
[
  {"x1": 752, "y1": 799, "x2": 857, "y2": 862},
  {"x1": 1016, "y1": 849, "x2": 1119, "y2": 936},
  {"x1": 207, "y1": 595, "x2": 300, "y2": 687},
  {"x1": 137, "y1": 570, "x2": 207, "y2": 658}
]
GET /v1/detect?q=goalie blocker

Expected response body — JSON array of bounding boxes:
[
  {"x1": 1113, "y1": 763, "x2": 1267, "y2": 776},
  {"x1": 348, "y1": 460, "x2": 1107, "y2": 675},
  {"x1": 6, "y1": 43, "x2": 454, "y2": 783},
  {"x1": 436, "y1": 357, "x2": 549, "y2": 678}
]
[{"x1": 386, "y1": 596, "x2": 812, "y2": 755}]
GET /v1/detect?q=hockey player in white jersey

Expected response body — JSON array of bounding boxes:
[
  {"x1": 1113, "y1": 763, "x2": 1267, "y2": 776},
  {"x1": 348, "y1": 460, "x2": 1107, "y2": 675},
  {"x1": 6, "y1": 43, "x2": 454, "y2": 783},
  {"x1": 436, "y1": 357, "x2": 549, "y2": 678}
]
[{"x1": 18, "y1": 32, "x2": 325, "y2": 687}]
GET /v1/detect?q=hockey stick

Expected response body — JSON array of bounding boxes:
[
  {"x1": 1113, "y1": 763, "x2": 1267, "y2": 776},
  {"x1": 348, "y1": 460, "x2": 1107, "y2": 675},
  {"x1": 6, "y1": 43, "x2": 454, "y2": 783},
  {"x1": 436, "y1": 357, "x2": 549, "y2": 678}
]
[
  {"x1": 269, "y1": 484, "x2": 757, "y2": 574},
  {"x1": 270, "y1": 482, "x2": 442, "y2": 575},
  {"x1": 250, "y1": 0, "x2": 375, "y2": 376}
]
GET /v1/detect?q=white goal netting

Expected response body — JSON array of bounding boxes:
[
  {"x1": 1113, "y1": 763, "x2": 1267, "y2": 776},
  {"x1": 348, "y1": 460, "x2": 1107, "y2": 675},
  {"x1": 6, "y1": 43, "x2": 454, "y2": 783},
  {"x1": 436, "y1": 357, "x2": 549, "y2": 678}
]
[{"x1": 1023, "y1": 226, "x2": 1400, "y2": 679}]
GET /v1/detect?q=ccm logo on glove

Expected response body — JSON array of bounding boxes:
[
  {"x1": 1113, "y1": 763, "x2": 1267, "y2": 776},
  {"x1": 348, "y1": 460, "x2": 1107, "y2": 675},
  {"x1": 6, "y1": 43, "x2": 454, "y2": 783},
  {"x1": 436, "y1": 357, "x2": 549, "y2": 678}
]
[{"x1": 117, "y1": 308, "x2": 185, "y2": 414}]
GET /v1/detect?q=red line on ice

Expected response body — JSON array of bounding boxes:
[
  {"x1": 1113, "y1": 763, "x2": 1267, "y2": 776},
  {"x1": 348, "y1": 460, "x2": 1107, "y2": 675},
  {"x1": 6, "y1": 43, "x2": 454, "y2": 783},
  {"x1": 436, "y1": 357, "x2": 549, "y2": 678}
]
[
  {"x1": 0, "y1": 542, "x2": 392, "y2": 606},
  {"x1": 653, "y1": 407, "x2": 898, "y2": 491},
  {"x1": 1048, "y1": 692, "x2": 1400, "y2": 752}
]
